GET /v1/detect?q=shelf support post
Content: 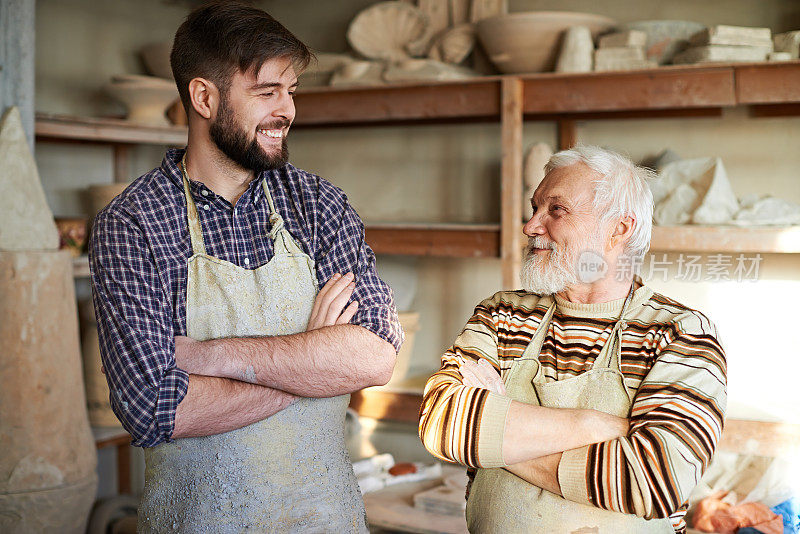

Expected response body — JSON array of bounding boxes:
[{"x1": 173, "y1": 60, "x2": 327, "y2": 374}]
[
  {"x1": 501, "y1": 77, "x2": 523, "y2": 289},
  {"x1": 557, "y1": 119, "x2": 577, "y2": 150},
  {"x1": 113, "y1": 144, "x2": 131, "y2": 183}
]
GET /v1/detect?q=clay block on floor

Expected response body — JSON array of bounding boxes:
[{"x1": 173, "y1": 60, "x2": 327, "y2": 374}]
[
  {"x1": 673, "y1": 44, "x2": 771, "y2": 64},
  {"x1": 773, "y1": 31, "x2": 800, "y2": 58},
  {"x1": 0, "y1": 107, "x2": 59, "y2": 251},
  {"x1": 598, "y1": 30, "x2": 647, "y2": 49},
  {"x1": 689, "y1": 25, "x2": 773, "y2": 48}
]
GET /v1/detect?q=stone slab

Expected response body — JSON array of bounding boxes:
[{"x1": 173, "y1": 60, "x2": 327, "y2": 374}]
[
  {"x1": 594, "y1": 46, "x2": 645, "y2": 62},
  {"x1": 689, "y1": 25, "x2": 773, "y2": 48},
  {"x1": 0, "y1": 107, "x2": 59, "y2": 251},
  {"x1": 672, "y1": 45, "x2": 771, "y2": 65},
  {"x1": 598, "y1": 30, "x2": 647, "y2": 49},
  {"x1": 773, "y1": 31, "x2": 800, "y2": 59},
  {"x1": 594, "y1": 47, "x2": 657, "y2": 71}
]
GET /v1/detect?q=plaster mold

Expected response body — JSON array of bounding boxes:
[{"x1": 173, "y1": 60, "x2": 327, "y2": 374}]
[
  {"x1": 652, "y1": 157, "x2": 740, "y2": 225},
  {"x1": 733, "y1": 196, "x2": 800, "y2": 226},
  {"x1": 428, "y1": 24, "x2": 476, "y2": 64},
  {"x1": 347, "y1": 2, "x2": 430, "y2": 62},
  {"x1": 106, "y1": 76, "x2": 179, "y2": 127},
  {"x1": 0, "y1": 107, "x2": 59, "y2": 251},
  {"x1": 522, "y1": 142, "x2": 553, "y2": 220},
  {"x1": 555, "y1": 26, "x2": 594, "y2": 73},
  {"x1": 619, "y1": 20, "x2": 705, "y2": 65},
  {"x1": 383, "y1": 59, "x2": 476, "y2": 82}
]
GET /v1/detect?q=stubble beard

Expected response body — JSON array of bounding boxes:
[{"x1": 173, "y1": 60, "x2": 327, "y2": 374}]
[{"x1": 208, "y1": 94, "x2": 289, "y2": 173}]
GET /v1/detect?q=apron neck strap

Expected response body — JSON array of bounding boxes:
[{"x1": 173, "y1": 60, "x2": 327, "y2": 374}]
[
  {"x1": 598, "y1": 281, "x2": 637, "y2": 370},
  {"x1": 180, "y1": 154, "x2": 207, "y2": 256}
]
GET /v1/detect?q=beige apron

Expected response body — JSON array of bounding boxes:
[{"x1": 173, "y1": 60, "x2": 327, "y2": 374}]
[
  {"x1": 466, "y1": 287, "x2": 674, "y2": 534},
  {"x1": 137, "y1": 162, "x2": 367, "y2": 533}
]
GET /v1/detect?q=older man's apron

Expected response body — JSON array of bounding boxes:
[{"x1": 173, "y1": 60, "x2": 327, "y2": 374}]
[
  {"x1": 466, "y1": 288, "x2": 674, "y2": 533},
  {"x1": 137, "y1": 163, "x2": 367, "y2": 533}
]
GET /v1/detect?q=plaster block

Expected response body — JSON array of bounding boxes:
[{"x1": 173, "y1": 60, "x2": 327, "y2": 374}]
[
  {"x1": 690, "y1": 25, "x2": 773, "y2": 48},
  {"x1": 598, "y1": 30, "x2": 647, "y2": 49},
  {"x1": 673, "y1": 45, "x2": 771, "y2": 65},
  {"x1": 773, "y1": 31, "x2": 800, "y2": 59}
]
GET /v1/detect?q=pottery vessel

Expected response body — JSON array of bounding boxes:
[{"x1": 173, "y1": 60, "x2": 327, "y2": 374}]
[
  {"x1": 0, "y1": 250, "x2": 98, "y2": 533},
  {"x1": 106, "y1": 78, "x2": 178, "y2": 127},
  {"x1": 140, "y1": 42, "x2": 173, "y2": 79},
  {"x1": 476, "y1": 11, "x2": 615, "y2": 73},
  {"x1": 87, "y1": 183, "x2": 130, "y2": 220}
]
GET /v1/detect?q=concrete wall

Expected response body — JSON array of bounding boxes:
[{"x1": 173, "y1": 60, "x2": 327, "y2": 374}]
[{"x1": 34, "y1": 0, "x2": 800, "y2": 481}]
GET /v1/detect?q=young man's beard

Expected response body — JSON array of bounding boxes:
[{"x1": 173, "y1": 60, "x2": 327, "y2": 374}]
[{"x1": 209, "y1": 95, "x2": 289, "y2": 173}]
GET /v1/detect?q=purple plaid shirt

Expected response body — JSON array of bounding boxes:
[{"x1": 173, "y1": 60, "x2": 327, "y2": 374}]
[{"x1": 89, "y1": 148, "x2": 403, "y2": 447}]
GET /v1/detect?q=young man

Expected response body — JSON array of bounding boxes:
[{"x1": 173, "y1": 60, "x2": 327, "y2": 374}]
[
  {"x1": 89, "y1": 3, "x2": 401, "y2": 532},
  {"x1": 419, "y1": 146, "x2": 726, "y2": 533}
]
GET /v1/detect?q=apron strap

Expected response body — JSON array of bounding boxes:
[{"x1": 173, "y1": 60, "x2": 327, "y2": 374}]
[
  {"x1": 595, "y1": 282, "x2": 636, "y2": 371},
  {"x1": 180, "y1": 155, "x2": 207, "y2": 256},
  {"x1": 261, "y1": 178, "x2": 307, "y2": 257}
]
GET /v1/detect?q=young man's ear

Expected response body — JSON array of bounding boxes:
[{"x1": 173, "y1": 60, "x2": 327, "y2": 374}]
[{"x1": 187, "y1": 77, "x2": 219, "y2": 120}]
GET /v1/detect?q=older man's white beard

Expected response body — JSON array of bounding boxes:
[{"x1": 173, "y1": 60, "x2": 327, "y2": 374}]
[{"x1": 519, "y1": 237, "x2": 579, "y2": 295}]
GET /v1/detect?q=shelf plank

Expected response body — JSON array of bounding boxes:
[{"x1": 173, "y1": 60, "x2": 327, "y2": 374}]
[
  {"x1": 36, "y1": 113, "x2": 187, "y2": 145},
  {"x1": 366, "y1": 223, "x2": 500, "y2": 258},
  {"x1": 650, "y1": 225, "x2": 800, "y2": 253},
  {"x1": 294, "y1": 79, "x2": 501, "y2": 126},
  {"x1": 735, "y1": 61, "x2": 800, "y2": 104},
  {"x1": 521, "y1": 66, "x2": 736, "y2": 114}
]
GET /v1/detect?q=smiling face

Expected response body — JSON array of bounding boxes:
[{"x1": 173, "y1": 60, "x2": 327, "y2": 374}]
[
  {"x1": 208, "y1": 56, "x2": 298, "y2": 172},
  {"x1": 520, "y1": 162, "x2": 608, "y2": 294}
]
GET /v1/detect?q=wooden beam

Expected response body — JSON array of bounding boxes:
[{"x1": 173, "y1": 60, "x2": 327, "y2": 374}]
[
  {"x1": 735, "y1": 61, "x2": 800, "y2": 104},
  {"x1": 349, "y1": 389, "x2": 422, "y2": 423},
  {"x1": 294, "y1": 79, "x2": 501, "y2": 126},
  {"x1": 113, "y1": 144, "x2": 131, "y2": 183},
  {"x1": 522, "y1": 67, "x2": 735, "y2": 114},
  {"x1": 365, "y1": 224, "x2": 500, "y2": 258},
  {"x1": 501, "y1": 78, "x2": 523, "y2": 289},
  {"x1": 557, "y1": 119, "x2": 577, "y2": 149},
  {"x1": 749, "y1": 103, "x2": 800, "y2": 118}
]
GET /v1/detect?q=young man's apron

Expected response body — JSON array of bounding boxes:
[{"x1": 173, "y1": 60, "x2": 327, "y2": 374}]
[
  {"x1": 467, "y1": 287, "x2": 674, "y2": 533},
  {"x1": 137, "y1": 161, "x2": 367, "y2": 533}
]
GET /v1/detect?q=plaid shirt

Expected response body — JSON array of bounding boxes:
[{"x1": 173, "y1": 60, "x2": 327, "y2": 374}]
[{"x1": 89, "y1": 148, "x2": 403, "y2": 447}]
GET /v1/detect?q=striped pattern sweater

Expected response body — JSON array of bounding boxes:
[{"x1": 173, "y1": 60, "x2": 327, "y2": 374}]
[{"x1": 418, "y1": 284, "x2": 727, "y2": 533}]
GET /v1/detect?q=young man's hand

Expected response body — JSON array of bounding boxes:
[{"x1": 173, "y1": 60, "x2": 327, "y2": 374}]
[{"x1": 306, "y1": 272, "x2": 359, "y2": 330}]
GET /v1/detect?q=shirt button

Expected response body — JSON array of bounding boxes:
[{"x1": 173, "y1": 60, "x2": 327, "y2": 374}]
[
  {"x1": 244, "y1": 257, "x2": 250, "y2": 265},
  {"x1": 203, "y1": 204, "x2": 210, "y2": 211},
  {"x1": 201, "y1": 190, "x2": 209, "y2": 196}
]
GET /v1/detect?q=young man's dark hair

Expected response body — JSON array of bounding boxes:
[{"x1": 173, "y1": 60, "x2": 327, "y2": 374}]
[{"x1": 170, "y1": 1, "x2": 313, "y2": 113}]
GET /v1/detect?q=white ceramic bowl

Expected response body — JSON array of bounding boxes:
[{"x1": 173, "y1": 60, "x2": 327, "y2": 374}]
[
  {"x1": 477, "y1": 11, "x2": 615, "y2": 73},
  {"x1": 140, "y1": 42, "x2": 173, "y2": 79},
  {"x1": 106, "y1": 81, "x2": 178, "y2": 127}
]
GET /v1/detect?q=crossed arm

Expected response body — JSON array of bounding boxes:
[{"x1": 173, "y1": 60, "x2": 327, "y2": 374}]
[{"x1": 173, "y1": 272, "x2": 396, "y2": 439}]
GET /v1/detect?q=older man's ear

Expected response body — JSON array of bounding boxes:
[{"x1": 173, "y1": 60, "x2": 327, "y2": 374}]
[{"x1": 608, "y1": 216, "x2": 635, "y2": 251}]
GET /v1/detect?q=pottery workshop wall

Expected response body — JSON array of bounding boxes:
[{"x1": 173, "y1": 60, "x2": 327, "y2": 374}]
[
  {"x1": 266, "y1": 0, "x2": 800, "y2": 426},
  {"x1": 32, "y1": 0, "x2": 800, "y2": 468}
]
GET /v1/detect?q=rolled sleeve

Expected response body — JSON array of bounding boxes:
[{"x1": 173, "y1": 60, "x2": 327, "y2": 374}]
[
  {"x1": 90, "y1": 208, "x2": 185, "y2": 447},
  {"x1": 312, "y1": 179, "x2": 403, "y2": 352}
]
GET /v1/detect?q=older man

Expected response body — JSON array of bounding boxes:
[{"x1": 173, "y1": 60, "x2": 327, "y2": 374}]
[{"x1": 419, "y1": 146, "x2": 726, "y2": 533}]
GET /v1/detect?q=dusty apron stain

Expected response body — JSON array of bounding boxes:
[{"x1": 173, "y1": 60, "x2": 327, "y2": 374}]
[
  {"x1": 137, "y1": 161, "x2": 367, "y2": 533},
  {"x1": 466, "y1": 287, "x2": 674, "y2": 534}
]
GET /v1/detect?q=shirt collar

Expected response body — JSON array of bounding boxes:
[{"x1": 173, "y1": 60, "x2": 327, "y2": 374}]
[{"x1": 161, "y1": 148, "x2": 269, "y2": 209}]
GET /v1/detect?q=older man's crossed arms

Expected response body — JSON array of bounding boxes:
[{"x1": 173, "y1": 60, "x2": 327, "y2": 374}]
[{"x1": 419, "y1": 146, "x2": 726, "y2": 533}]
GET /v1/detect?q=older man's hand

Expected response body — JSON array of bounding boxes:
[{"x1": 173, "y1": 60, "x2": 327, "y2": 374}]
[{"x1": 460, "y1": 358, "x2": 506, "y2": 395}]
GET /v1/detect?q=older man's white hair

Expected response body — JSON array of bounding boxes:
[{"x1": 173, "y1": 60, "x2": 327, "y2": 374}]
[{"x1": 545, "y1": 145, "x2": 655, "y2": 259}]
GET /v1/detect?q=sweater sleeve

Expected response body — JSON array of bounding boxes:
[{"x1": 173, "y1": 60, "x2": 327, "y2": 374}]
[
  {"x1": 557, "y1": 311, "x2": 727, "y2": 520},
  {"x1": 418, "y1": 294, "x2": 512, "y2": 468}
]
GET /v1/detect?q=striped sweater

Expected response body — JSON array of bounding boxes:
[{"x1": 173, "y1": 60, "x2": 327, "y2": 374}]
[{"x1": 418, "y1": 285, "x2": 727, "y2": 533}]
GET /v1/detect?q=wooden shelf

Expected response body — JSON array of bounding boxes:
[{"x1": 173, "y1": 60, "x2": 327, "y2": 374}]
[
  {"x1": 366, "y1": 223, "x2": 500, "y2": 258},
  {"x1": 650, "y1": 225, "x2": 800, "y2": 253},
  {"x1": 73, "y1": 255, "x2": 89, "y2": 278},
  {"x1": 294, "y1": 62, "x2": 800, "y2": 127},
  {"x1": 36, "y1": 113, "x2": 187, "y2": 145}
]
